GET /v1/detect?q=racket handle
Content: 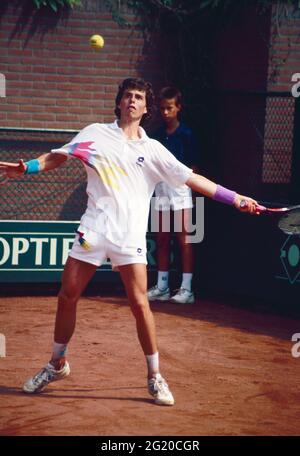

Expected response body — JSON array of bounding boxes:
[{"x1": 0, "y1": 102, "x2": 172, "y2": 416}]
[
  {"x1": 256, "y1": 204, "x2": 267, "y2": 213},
  {"x1": 239, "y1": 200, "x2": 267, "y2": 212}
]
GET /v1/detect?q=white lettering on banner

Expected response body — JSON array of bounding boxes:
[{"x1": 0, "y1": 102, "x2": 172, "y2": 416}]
[
  {"x1": 50, "y1": 238, "x2": 57, "y2": 265},
  {"x1": 0, "y1": 234, "x2": 75, "y2": 268},
  {"x1": 12, "y1": 238, "x2": 30, "y2": 265},
  {"x1": 62, "y1": 238, "x2": 74, "y2": 265},
  {"x1": 30, "y1": 238, "x2": 49, "y2": 265},
  {"x1": 0, "y1": 238, "x2": 10, "y2": 265}
]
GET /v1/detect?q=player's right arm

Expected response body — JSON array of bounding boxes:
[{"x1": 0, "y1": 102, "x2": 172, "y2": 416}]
[{"x1": 0, "y1": 153, "x2": 67, "y2": 178}]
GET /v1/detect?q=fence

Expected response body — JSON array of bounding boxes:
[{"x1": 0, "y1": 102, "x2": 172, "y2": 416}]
[
  {"x1": 202, "y1": 90, "x2": 298, "y2": 205},
  {"x1": 216, "y1": 91, "x2": 300, "y2": 203},
  {"x1": 0, "y1": 128, "x2": 86, "y2": 221}
]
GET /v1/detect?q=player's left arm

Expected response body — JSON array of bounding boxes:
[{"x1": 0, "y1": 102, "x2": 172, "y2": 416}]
[
  {"x1": 0, "y1": 153, "x2": 67, "y2": 179},
  {"x1": 186, "y1": 172, "x2": 258, "y2": 214},
  {"x1": 37, "y1": 153, "x2": 68, "y2": 172}
]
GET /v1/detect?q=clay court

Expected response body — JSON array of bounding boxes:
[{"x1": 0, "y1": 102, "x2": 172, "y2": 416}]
[{"x1": 1, "y1": 294, "x2": 300, "y2": 436}]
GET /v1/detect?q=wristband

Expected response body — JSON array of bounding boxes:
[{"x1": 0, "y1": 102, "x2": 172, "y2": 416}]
[
  {"x1": 24, "y1": 159, "x2": 40, "y2": 175},
  {"x1": 213, "y1": 185, "x2": 236, "y2": 205}
]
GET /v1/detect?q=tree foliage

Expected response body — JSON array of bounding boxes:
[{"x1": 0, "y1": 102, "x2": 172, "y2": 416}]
[
  {"x1": 31, "y1": 0, "x2": 300, "y2": 22},
  {"x1": 33, "y1": 0, "x2": 81, "y2": 12}
]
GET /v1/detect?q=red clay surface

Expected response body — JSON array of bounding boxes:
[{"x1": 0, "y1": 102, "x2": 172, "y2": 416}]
[{"x1": 0, "y1": 295, "x2": 300, "y2": 436}]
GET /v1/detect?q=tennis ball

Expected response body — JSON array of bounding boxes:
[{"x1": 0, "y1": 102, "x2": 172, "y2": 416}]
[{"x1": 90, "y1": 34, "x2": 104, "y2": 50}]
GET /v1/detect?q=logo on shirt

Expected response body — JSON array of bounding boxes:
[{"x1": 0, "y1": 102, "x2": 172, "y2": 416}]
[
  {"x1": 137, "y1": 247, "x2": 143, "y2": 256},
  {"x1": 136, "y1": 156, "x2": 145, "y2": 166}
]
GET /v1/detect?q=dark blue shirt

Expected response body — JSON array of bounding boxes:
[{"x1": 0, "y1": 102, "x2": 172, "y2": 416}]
[{"x1": 153, "y1": 122, "x2": 199, "y2": 167}]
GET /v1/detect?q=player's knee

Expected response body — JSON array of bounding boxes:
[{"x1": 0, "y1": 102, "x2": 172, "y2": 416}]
[
  {"x1": 130, "y1": 297, "x2": 149, "y2": 319},
  {"x1": 58, "y1": 288, "x2": 78, "y2": 307}
]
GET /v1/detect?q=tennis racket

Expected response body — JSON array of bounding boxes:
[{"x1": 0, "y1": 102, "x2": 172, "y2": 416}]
[
  {"x1": 255, "y1": 202, "x2": 300, "y2": 235},
  {"x1": 255, "y1": 203, "x2": 300, "y2": 214}
]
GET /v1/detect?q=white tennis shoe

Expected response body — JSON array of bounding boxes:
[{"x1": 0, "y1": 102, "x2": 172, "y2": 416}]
[
  {"x1": 147, "y1": 285, "x2": 170, "y2": 301},
  {"x1": 148, "y1": 373, "x2": 175, "y2": 406},
  {"x1": 23, "y1": 361, "x2": 70, "y2": 393},
  {"x1": 170, "y1": 288, "x2": 195, "y2": 304}
]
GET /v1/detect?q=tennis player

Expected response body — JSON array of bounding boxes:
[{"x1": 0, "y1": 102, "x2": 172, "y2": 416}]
[{"x1": 0, "y1": 78, "x2": 259, "y2": 406}]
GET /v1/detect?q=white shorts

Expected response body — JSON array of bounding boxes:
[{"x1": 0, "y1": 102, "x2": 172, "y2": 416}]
[
  {"x1": 154, "y1": 182, "x2": 193, "y2": 211},
  {"x1": 69, "y1": 226, "x2": 147, "y2": 270}
]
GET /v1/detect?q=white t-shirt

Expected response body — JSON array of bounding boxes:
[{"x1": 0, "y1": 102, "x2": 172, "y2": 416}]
[{"x1": 51, "y1": 121, "x2": 193, "y2": 249}]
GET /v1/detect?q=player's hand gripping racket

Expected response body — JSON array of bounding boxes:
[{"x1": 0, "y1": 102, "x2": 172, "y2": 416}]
[{"x1": 244, "y1": 201, "x2": 300, "y2": 235}]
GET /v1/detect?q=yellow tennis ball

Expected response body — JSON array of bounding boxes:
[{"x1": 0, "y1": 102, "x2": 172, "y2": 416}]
[{"x1": 90, "y1": 34, "x2": 104, "y2": 50}]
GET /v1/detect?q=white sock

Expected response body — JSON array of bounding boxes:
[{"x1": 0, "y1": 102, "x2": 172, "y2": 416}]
[
  {"x1": 52, "y1": 342, "x2": 68, "y2": 361},
  {"x1": 146, "y1": 352, "x2": 159, "y2": 376},
  {"x1": 181, "y1": 273, "x2": 193, "y2": 291},
  {"x1": 157, "y1": 271, "x2": 169, "y2": 290}
]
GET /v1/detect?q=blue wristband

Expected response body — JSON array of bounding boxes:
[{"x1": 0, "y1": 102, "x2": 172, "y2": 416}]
[{"x1": 24, "y1": 159, "x2": 40, "y2": 175}]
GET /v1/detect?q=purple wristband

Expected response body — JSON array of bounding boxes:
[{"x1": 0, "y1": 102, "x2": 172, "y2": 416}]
[{"x1": 213, "y1": 185, "x2": 237, "y2": 205}]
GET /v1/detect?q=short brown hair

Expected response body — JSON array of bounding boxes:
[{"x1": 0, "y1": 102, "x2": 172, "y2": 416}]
[
  {"x1": 114, "y1": 77, "x2": 155, "y2": 124},
  {"x1": 158, "y1": 86, "x2": 182, "y2": 107}
]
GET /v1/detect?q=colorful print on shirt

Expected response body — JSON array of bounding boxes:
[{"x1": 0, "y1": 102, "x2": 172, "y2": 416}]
[{"x1": 68, "y1": 141, "x2": 127, "y2": 190}]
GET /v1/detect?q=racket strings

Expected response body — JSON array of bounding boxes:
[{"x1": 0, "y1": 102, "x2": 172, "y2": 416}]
[{"x1": 278, "y1": 209, "x2": 300, "y2": 235}]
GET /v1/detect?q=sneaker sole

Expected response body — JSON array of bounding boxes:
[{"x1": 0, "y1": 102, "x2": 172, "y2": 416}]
[
  {"x1": 148, "y1": 295, "x2": 171, "y2": 301},
  {"x1": 23, "y1": 383, "x2": 48, "y2": 394},
  {"x1": 170, "y1": 298, "x2": 195, "y2": 304},
  {"x1": 154, "y1": 397, "x2": 175, "y2": 406}
]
